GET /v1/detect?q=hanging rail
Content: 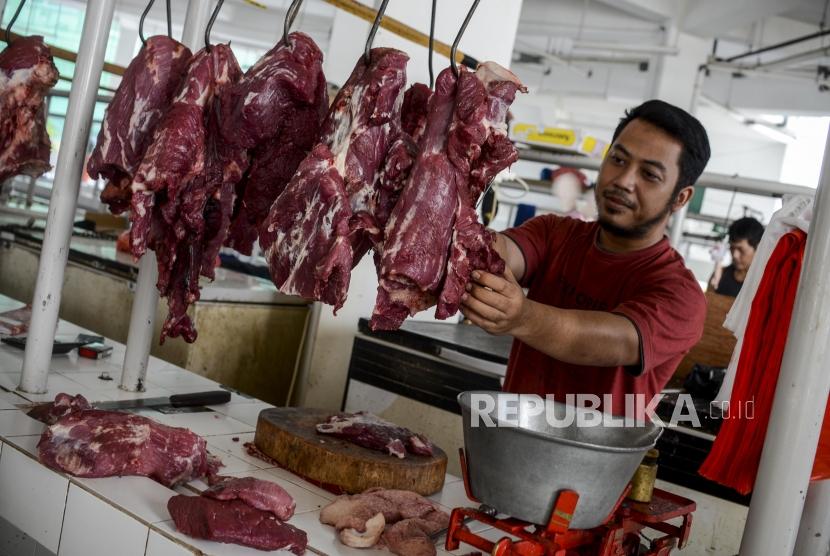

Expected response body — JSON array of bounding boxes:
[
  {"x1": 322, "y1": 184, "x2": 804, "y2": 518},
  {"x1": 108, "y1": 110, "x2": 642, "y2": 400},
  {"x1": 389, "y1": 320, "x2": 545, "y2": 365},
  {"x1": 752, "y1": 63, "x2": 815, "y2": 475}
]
[{"x1": 1, "y1": 28, "x2": 126, "y2": 76}]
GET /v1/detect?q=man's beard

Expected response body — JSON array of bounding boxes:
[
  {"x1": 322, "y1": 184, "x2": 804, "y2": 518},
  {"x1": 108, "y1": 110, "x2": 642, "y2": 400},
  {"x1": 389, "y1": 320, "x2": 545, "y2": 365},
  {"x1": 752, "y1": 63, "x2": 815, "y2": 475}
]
[{"x1": 598, "y1": 197, "x2": 674, "y2": 239}]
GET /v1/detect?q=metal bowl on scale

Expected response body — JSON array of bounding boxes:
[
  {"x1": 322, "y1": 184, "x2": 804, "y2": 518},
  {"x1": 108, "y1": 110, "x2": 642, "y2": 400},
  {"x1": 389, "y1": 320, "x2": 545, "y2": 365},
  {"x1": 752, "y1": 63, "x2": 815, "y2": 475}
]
[{"x1": 458, "y1": 390, "x2": 662, "y2": 529}]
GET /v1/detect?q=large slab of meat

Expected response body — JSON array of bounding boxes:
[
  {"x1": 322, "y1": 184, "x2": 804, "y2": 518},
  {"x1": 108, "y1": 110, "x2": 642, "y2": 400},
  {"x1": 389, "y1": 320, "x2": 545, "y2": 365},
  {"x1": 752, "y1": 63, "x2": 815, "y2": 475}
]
[
  {"x1": 168, "y1": 495, "x2": 308, "y2": 553},
  {"x1": 128, "y1": 44, "x2": 245, "y2": 343},
  {"x1": 37, "y1": 404, "x2": 216, "y2": 487},
  {"x1": 222, "y1": 32, "x2": 328, "y2": 255},
  {"x1": 316, "y1": 412, "x2": 434, "y2": 459},
  {"x1": 371, "y1": 64, "x2": 525, "y2": 330},
  {"x1": 261, "y1": 48, "x2": 408, "y2": 311},
  {"x1": 204, "y1": 476, "x2": 296, "y2": 521},
  {"x1": 87, "y1": 36, "x2": 191, "y2": 214},
  {"x1": 320, "y1": 488, "x2": 449, "y2": 556},
  {"x1": 0, "y1": 36, "x2": 58, "y2": 183}
]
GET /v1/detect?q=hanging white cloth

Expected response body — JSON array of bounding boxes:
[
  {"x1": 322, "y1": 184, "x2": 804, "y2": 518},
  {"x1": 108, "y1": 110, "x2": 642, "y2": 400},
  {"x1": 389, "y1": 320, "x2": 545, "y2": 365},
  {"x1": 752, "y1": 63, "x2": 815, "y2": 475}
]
[{"x1": 713, "y1": 194, "x2": 814, "y2": 405}]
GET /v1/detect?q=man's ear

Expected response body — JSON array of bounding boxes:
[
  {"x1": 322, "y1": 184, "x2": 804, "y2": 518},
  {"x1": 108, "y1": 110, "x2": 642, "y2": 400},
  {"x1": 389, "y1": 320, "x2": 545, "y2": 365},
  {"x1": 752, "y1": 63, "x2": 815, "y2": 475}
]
[{"x1": 671, "y1": 186, "x2": 695, "y2": 213}]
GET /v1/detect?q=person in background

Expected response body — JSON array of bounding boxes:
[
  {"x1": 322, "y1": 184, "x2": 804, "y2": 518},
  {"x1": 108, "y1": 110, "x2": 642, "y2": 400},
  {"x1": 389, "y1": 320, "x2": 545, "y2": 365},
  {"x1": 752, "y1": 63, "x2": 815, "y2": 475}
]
[{"x1": 708, "y1": 217, "x2": 765, "y2": 297}]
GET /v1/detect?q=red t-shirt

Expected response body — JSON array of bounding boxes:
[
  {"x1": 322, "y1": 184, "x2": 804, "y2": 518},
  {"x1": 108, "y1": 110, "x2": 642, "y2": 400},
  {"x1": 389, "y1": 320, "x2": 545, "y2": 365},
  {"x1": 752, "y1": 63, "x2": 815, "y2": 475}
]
[{"x1": 502, "y1": 215, "x2": 706, "y2": 416}]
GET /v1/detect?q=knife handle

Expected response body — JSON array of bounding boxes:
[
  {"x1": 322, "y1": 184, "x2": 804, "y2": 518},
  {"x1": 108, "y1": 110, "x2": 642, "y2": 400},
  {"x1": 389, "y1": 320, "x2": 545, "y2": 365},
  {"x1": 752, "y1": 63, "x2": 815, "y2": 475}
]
[{"x1": 169, "y1": 390, "x2": 231, "y2": 407}]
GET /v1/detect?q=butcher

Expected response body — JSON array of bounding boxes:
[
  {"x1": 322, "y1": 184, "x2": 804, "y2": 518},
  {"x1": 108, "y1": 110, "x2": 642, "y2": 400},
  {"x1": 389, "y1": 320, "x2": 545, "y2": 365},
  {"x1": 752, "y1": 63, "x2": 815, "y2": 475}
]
[{"x1": 460, "y1": 99, "x2": 709, "y2": 416}]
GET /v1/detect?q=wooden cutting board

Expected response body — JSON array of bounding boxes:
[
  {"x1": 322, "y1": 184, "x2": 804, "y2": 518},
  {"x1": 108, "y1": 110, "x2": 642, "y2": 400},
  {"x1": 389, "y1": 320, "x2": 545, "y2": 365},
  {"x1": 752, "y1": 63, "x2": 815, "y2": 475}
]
[{"x1": 254, "y1": 407, "x2": 447, "y2": 496}]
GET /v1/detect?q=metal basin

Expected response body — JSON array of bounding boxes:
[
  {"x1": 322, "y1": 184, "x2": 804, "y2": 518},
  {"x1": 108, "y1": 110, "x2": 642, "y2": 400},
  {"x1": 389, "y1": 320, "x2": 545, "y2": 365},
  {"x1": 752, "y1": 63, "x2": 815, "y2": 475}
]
[{"x1": 458, "y1": 391, "x2": 662, "y2": 529}]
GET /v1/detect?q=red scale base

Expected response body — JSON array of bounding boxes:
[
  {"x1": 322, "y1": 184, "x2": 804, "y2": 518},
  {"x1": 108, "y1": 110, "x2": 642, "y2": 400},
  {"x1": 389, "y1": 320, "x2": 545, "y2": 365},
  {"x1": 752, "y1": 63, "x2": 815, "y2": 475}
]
[{"x1": 446, "y1": 450, "x2": 696, "y2": 556}]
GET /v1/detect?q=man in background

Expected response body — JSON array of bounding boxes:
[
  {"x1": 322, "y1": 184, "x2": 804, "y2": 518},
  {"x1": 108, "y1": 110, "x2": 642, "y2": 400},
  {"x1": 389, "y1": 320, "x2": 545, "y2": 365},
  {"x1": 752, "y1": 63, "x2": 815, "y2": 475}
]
[{"x1": 708, "y1": 217, "x2": 765, "y2": 297}]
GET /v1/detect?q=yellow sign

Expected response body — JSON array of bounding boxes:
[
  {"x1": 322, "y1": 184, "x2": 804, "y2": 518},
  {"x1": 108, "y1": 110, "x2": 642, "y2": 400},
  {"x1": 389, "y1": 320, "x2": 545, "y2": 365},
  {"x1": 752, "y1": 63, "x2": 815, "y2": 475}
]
[{"x1": 512, "y1": 123, "x2": 577, "y2": 147}]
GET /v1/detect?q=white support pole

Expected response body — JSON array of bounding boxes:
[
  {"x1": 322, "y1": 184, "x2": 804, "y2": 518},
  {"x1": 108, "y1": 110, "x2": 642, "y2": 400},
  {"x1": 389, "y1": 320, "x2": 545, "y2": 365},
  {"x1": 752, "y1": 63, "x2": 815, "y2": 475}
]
[
  {"x1": 119, "y1": 0, "x2": 211, "y2": 392},
  {"x1": 18, "y1": 0, "x2": 115, "y2": 394},
  {"x1": 669, "y1": 203, "x2": 688, "y2": 247},
  {"x1": 794, "y1": 480, "x2": 830, "y2": 556},
  {"x1": 740, "y1": 127, "x2": 830, "y2": 555},
  {"x1": 120, "y1": 254, "x2": 159, "y2": 391}
]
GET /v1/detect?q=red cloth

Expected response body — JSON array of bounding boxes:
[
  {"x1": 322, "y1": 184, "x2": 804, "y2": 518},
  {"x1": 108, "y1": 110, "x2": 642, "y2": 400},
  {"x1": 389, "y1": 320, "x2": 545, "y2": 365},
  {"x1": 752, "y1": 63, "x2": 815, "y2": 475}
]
[
  {"x1": 502, "y1": 215, "x2": 706, "y2": 416},
  {"x1": 698, "y1": 230, "x2": 830, "y2": 493}
]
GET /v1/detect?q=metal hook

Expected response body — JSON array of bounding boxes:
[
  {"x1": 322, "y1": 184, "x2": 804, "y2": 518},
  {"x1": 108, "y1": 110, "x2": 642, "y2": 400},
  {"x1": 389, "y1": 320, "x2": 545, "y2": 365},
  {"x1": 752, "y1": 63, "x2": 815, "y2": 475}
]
[
  {"x1": 4, "y1": 0, "x2": 28, "y2": 45},
  {"x1": 450, "y1": 0, "x2": 480, "y2": 77},
  {"x1": 364, "y1": 0, "x2": 390, "y2": 64},
  {"x1": 166, "y1": 0, "x2": 172, "y2": 38},
  {"x1": 428, "y1": 0, "x2": 437, "y2": 89},
  {"x1": 283, "y1": 0, "x2": 304, "y2": 45},
  {"x1": 139, "y1": 0, "x2": 156, "y2": 46},
  {"x1": 205, "y1": 0, "x2": 225, "y2": 49}
]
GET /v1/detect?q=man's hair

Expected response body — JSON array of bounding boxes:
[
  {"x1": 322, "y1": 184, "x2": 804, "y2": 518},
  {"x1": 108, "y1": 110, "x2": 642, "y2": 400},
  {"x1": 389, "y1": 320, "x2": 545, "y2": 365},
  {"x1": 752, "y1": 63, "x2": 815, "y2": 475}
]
[
  {"x1": 612, "y1": 99, "x2": 711, "y2": 194},
  {"x1": 728, "y1": 217, "x2": 765, "y2": 249}
]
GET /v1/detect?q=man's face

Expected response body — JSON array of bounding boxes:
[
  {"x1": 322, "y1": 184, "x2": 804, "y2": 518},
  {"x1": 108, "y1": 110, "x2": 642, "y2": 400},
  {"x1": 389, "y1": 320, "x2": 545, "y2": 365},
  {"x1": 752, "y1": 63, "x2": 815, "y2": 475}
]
[
  {"x1": 595, "y1": 119, "x2": 687, "y2": 239},
  {"x1": 730, "y1": 239, "x2": 756, "y2": 271}
]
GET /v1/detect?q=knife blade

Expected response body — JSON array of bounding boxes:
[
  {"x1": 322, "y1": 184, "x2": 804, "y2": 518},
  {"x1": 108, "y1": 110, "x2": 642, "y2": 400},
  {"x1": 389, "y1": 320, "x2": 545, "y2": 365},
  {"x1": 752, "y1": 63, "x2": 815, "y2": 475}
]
[{"x1": 93, "y1": 390, "x2": 232, "y2": 411}]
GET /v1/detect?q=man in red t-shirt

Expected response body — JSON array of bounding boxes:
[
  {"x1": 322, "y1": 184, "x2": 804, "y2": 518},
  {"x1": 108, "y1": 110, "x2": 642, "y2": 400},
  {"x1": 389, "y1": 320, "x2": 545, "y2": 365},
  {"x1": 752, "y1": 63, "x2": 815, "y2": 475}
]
[{"x1": 460, "y1": 100, "x2": 709, "y2": 416}]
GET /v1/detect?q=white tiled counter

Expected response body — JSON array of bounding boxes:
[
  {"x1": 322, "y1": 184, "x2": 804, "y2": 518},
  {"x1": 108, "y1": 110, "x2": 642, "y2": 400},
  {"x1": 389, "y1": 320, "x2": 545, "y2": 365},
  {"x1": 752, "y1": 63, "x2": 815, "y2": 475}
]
[{"x1": 0, "y1": 294, "x2": 481, "y2": 556}]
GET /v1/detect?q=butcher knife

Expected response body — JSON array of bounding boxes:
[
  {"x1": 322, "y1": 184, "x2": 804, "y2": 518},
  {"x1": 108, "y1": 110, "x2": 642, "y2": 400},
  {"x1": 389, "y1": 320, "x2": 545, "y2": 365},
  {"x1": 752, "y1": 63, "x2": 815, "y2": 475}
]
[{"x1": 92, "y1": 390, "x2": 232, "y2": 411}]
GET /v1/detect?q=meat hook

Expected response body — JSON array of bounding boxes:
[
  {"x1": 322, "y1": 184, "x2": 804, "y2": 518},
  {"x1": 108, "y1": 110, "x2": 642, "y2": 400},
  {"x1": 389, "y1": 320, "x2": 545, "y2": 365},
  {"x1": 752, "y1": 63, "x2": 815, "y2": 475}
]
[
  {"x1": 205, "y1": 0, "x2": 225, "y2": 50},
  {"x1": 282, "y1": 0, "x2": 304, "y2": 46},
  {"x1": 139, "y1": 0, "x2": 155, "y2": 45},
  {"x1": 139, "y1": 0, "x2": 171, "y2": 44},
  {"x1": 364, "y1": 0, "x2": 391, "y2": 65},
  {"x1": 165, "y1": 0, "x2": 172, "y2": 39},
  {"x1": 450, "y1": 0, "x2": 481, "y2": 77},
  {"x1": 428, "y1": 0, "x2": 437, "y2": 89},
  {"x1": 5, "y1": 0, "x2": 29, "y2": 45}
]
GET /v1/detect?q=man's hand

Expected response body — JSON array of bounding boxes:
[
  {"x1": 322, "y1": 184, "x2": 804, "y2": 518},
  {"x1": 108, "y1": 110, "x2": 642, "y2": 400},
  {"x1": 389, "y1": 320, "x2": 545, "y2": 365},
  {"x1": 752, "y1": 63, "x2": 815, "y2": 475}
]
[{"x1": 461, "y1": 267, "x2": 532, "y2": 336}]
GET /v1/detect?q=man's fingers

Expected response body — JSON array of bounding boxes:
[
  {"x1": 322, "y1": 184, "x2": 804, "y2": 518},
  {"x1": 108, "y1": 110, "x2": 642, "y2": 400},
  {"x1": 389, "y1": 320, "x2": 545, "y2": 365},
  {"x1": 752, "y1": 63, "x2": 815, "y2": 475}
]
[
  {"x1": 468, "y1": 284, "x2": 509, "y2": 312},
  {"x1": 460, "y1": 305, "x2": 497, "y2": 332},
  {"x1": 471, "y1": 270, "x2": 508, "y2": 292},
  {"x1": 461, "y1": 291, "x2": 505, "y2": 323}
]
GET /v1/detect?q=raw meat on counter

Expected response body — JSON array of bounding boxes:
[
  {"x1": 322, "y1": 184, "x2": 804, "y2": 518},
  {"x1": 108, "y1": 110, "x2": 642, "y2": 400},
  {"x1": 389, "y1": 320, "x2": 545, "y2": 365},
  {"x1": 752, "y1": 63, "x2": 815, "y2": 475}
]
[
  {"x1": 36, "y1": 394, "x2": 218, "y2": 487},
  {"x1": 261, "y1": 47, "x2": 409, "y2": 312},
  {"x1": 316, "y1": 411, "x2": 434, "y2": 458},
  {"x1": 129, "y1": 43, "x2": 245, "y2": 343},
  {"x1": 168, "y1": 495, "x2": 308, "y2": 554},
  {"x1": 26, "y1": 392, "x2": 91, "y2": 425},
  {"x1": 320, "y1": 488, "x2": 449, "y2": 556},
  {"x1": 204, "y1": 476, "x2": 296, "y2": 520},
  {"x1": 0, "y1": 35, "x2": 58, "y2": 183},
  {"x1": 222, "y1": 32, "x2": 328, "y2": 255},
  {"x1": 87, "y1": 35, "x2": 192, "y2": 214},
  {"x1": 371, "y1": 63, "x2": 525, "y2": 330}
]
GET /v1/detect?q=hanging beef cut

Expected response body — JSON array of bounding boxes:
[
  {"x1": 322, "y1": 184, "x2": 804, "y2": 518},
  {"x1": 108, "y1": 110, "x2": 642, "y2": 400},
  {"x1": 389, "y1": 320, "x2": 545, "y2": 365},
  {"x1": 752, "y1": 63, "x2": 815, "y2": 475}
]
[
  {"x1": 221, "y1": 32, "x2": 328, "y2": 255},
  {"x1": 168, "y1": 495, "x2": 308, "y2": 554},
  {"x1": 87, "y1": 36, "x2": 191, "y2": 214},
  {"x1": 0, "y1": 35, "x2": 58, "y2": 183},
  {"x1": 129, "y1": 44, "x2": 245, "y2": 343},
  {"x1": 37, "y1": 403, "x2": 217, "y2": 487},
  {"x1": 261, "y1": 48, "x2": 408, "y2": 311},
  {"x1": 371, "y1": 64, "x2": 525, "y2": 330}
]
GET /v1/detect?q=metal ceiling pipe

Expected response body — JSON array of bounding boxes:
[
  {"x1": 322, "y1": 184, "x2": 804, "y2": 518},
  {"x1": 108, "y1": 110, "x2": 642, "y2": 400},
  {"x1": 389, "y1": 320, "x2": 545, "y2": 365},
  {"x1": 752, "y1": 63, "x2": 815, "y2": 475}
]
[
  {"x1": 119, "y1": 0, "x2": 211, "y2": 393},
  {"x1": 19, "y1": 0, "x2": 116, "y2": 394},
  {"x1": 515, "y1": 149, "x2": 816, "y2": 197},
  {"x1": 752, "y1": 45, "x2": 830, "y2": 71},
  {"x1": 722, "y1": 28, "x2": 830, "y2": 63},
  {"x1": 739, "y1": 126, "x2": 830, "y2": 556},
  {"x1": 574, "y1": 40, "x2": 678, "y2": 56}
]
